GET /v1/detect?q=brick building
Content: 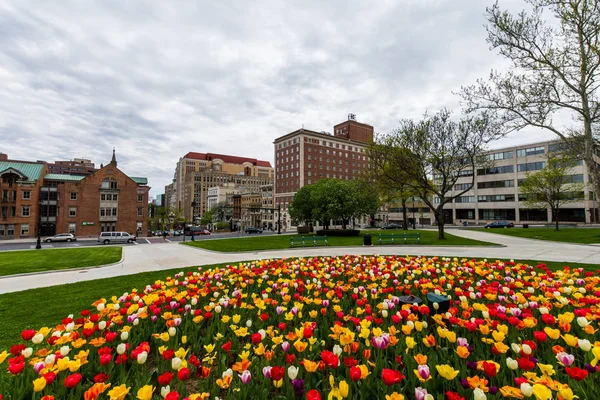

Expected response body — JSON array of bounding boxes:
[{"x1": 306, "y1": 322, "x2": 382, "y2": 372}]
[
  {"x1": 48, "y1": 158, "x2": 97, "y2": 176},
  {"x1": 0, "y1": 151, "x2": 150, "y2": 239},
  {"x1": 169, "y1": 152, "x2": 273, "y2": 221},
  {"x1": 273, "y1": 115, "x2": 374, "y2": 230}
]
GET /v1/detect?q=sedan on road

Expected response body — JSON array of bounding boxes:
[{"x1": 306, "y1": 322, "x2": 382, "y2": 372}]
[
  {"x1": 380, "y1": 224, "x2": 404, "y2": 230},
  {"x1": 44, "y1": 233, "x2": 77, "y2": 242},
  {"x1": 484, "y1": 221, "x2": 515, "y2": 228},
  {"x1": 244, "y1": 227, "x2": 263, "y2": 234}
]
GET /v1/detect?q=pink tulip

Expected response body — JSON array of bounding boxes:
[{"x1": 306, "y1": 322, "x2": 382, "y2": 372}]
[
  {"x1": 556, "y1": 352, "x2": 575, "y2": 366},
  {"x1": 417, "y1": 365, "x2": 430, "y2": 380},
  {"x1": 239, "y1": 370, "x2": 251, "y2": 384}
]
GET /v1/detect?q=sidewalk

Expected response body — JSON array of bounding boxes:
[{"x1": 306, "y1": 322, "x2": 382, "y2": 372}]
[{"x1": 0, "y1": 230, "x2": 598, "y2": 294}]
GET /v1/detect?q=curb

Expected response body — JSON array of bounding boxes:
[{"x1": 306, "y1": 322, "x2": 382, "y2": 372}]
[{"x1": 0, "y1": 250, "x2": 125, "y2": 280}]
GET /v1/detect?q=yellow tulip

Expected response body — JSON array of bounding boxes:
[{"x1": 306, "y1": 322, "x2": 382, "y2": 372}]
[
  {"x1": 532, "y1": 384, "x2": 552, "y2": 400},
  {"x1": 544, "y1": 327, "x2": 560, "y2": 340},
  {"x1": 414, "y1": 354, "x2": 428, "y2": 365},
  {"x1": 557, "y1": 386, "x2": 577, "y2": 400},
  {"x1": 303, "y1": 359, "x2": 319, "y2": 373},
  {"x1": 537, "y1": 363, "x2": 555, "y2": 377},
  {"x1": 562, "y1": 334, "x2": 578, "y2": 347},
  {"x1": 0, "y1": 351, "x2": 9, "y2": 364},
  {"x1": 456, "y1": 346, "x2": 470, "y2": 359},
  {"x1": 436, "y1": 364, "x2": 459, "y2": 380},
  {"x1": 385, "y1": 393, "x2": 405, "y2": 400},
  {"x1": 339, "y1": 380, "x2": 349, "y2": 398},
  {"x1": 294, "y1": 340, "x2": 308, "y2": 353},
  {"x1": 108, "y1": 384, "x2": 131, "y2": 400},
  {"x1": 33, "y1": 377, "x2": 46, "y2": 392},
  {"x1": 273, "y1": 379, "x2": 283, "y2": 388},
  {"x1": 136, "y1": 385, "x2": 154, "y2": 400}
]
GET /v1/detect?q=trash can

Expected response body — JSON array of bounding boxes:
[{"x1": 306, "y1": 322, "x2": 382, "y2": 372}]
[
  {"x1": 363, "y1": 234, "x2": 372, "y2": 246},
  {"x1": 523, "y1": 224, "x2": 529, "y2": 228}
]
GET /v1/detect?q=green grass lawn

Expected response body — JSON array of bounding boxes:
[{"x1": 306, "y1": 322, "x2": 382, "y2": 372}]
[
  {"x1": 473, "y1": 227, "x2": 600, "y2": 244},
  {"x1": 0, "y1": 256, "x2": 596, "y2": 352},
  {"x1": 0, "y1": 247, "x2": 122, "y2": 276},
  {"x1": 183, "y1": 230, "x2": 497, "y2": 252}
]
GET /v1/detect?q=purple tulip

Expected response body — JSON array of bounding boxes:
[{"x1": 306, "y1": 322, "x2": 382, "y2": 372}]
[{"x1": 292, "y1": 379, "x2": 305, "y2": 396}]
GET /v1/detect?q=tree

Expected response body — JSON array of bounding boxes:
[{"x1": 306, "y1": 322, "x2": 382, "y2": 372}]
[
  {"x1": 199, "y1": 210, "x2": 214, "y2": 226},
  {"x1": 519, "y1": 155, "x2": 585, "y2": 230},
  {"x1": 211, "y1": 202, "x2": 232, "y2": 222},
  {"x1": 370, "y1": 109, "x2": 496, "y2": 239},
  {"x1": 459, "y1": 0, "x2": 600, "y2": 220},
  {"x1": 288, "y1": 179, "x2": 379, "y2": 229},
  {"x1": 288, "y1": 186, "x2": 315, "y2": 226}
]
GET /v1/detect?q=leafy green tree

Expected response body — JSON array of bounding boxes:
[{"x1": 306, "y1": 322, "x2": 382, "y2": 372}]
[
  {"x1": 200, "y1": 210, "x2": 214, "y2": 226},
  {"x1": 460, "y1": 0, "x2": 600, "y2": 220},
  {"x1": 369, "y1": 109, "x2": 496, "y2": 239},
  {"x1": 288, "y1": 186, "x2": 315, "y2": 226},
  {"x1": 519, "y1": 156, "x2": 585, "y2": 230},
  {"x1": 211, "y1": 202, "x2": 232, "y2": 222}
]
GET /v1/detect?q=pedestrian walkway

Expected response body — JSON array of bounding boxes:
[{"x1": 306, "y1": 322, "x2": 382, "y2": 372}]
[{"x1": 0, "y1": 230, "x2": 598, "y2": 294}]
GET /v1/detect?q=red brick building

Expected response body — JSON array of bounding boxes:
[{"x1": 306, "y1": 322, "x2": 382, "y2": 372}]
[
  {"x1": 273, "y1": 115, "x2": 374, "y2": 230},
  {"x1": 0, "y1": 151, "x2": 150, "y2": 239},
  {"x1": 48, "y1": 158, "x2": 97, "y2": 176}
]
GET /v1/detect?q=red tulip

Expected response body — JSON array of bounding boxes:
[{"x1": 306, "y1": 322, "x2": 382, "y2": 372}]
[
  {"x1": 177, "y1": 367, "x2": 190, "y2": 381},
  {"x1": 43, "y1": 372, "x2": 56, "y2": 385},
  {"x1": 158, "y1": 371, "x2": 174, "y2": 385},
  {"x1": 93, "y1": 373, "x2": 110, "y2": 383},
  {"x1": 482, "y1": 361, "x2": 497, "y2": 378},
  {"x1": 99, "y1": 354, "x2": 112, "y2": 366},
  {"x1": 21, "y1": 330, "x2": 36, "y2": 341},
  {"x1": 286, "y1": 354, "x2": 296, "y2": 365},
  {"x1": 162, "y1": 349, "x2": 175, "y2": 360},
  {"x1": 565, "y1": 366, "x2": 588, "y2": 381},
  {"x1": 8, "y1": 362, "x2": 25, "y2": 375},
  {"x1": 259, "y1": 313, "x2": 269, "y2": 322},
  {"x1": 64, "y1": 373, "x2": 82, "y2": 389},
  {"x1": 165, "y1": 392, "x2": 180, "y2": 400},
  {"x1": 270, "y1": 366, "x2": 285, "y2": 381},
  {"x1": 306, "y1": 390, "x2": 321, "y2": 400},
  {"x1": 533, "y1": 331, "x2": 547, "y2": 342},
  {"x1": 516, "y1": 357, "x2": 536, "y2": 371},
  {"x1": 221, "y1": 341, "x2": 232, "y2": 352},
  {"x1": 251, "y1": 333, "x2": 262, "y2": 344},
  {"x1": 349, "y1": 366, "x2": 362, "y2": 382},
  {"x1": 381, "y1": 368, "x2": 404, "y2": 385}
]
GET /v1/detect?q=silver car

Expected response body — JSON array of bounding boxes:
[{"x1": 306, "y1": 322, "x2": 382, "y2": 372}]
[{"x1": 44, "y1": 233, "x2": 77, "y2": 242}]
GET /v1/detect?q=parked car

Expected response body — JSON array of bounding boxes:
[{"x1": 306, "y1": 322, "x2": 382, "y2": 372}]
[
  {"x1": 196, "y1": 229, "x2": 211, "y2": 235},
  {"x1": 245, "y1": 227, "x2": 263, "y2": 234},
  {"x1": 98, "y1": 231, "x2": 137, "y2": 244},
  {"x1": 380, "y1": 224, "x2": 404, "y2": 230},
  {"x1": 44, "y1": 233, "x2": 76, "y2": 243},
  {"x1": 484, "y1": 221, "x2": 514, "y2": 229}
]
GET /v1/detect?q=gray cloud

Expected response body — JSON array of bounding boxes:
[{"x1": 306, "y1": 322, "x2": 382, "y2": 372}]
[{"x1": 0, "y1": 0, "x2": 552, "y2": 197}]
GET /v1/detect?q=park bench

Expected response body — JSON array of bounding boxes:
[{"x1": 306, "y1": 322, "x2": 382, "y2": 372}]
[
  {"x1": 377, "y1": 232, "x2": 421, "y2": 245},
  {"x1": 290, "y1": 235, "x2": 328, "y2": 247}
]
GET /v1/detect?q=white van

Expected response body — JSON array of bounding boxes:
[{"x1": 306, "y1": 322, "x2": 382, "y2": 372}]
[{"x1": 97, "y1": 231, "x2": 137, "y2": 244}]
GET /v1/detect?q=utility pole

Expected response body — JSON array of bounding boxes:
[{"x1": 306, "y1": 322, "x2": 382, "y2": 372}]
[
  {"x1": 35, "y1": 190, "x2": 42, "y2": 250},
  {"x1": 277, "y1": 203, "x2": 281, "y2": 235}
]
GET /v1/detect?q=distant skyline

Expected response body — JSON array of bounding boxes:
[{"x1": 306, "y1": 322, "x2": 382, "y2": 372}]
[{"x1": 0, "y1": 0, "x2": 558, "y2": 197}]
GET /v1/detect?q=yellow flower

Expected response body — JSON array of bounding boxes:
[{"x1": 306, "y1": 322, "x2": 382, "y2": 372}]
[
  {"x1": 232, "y1": 314, "x2": 241, "y2": 324},
  {"x1": 405, "y1": 337, "x2": 416, "y2": 353},
  {"x1": 358, "y1": 364, "x2": 370, "y2": 379},
  {"x1": 294, "y1": 340, "x2": 308, "y2": 353},
  {"x1": 456, "y1": 346, "x2": 470, "y2": 359},
  {"x1": 385, "y1": 393, "x2": 405, "y2": 400},
  {"x1": 414, "y1": 354, "x2": 428, "y2": 365},
  {"x1": 557, "y1": 386, "x2": 578, "y2": 400},
  {"x1": 303, "y1": 359, "x2": 319, "y2": 373},
  {"x1": 591, "y1": 346, "x2": 600, "y2": 367},
  {"x1": 436, "y1": 364, "x2": 459, "y2": 380},
  {"x1": 537, "y1": 363, "x2": 555, "y2": 376},
  {"x1": 339, "y1": 380, "x2": 349, "y2": 398},
  {"x1": 33, "y1": 377, "x2": 46, "y2": 392},
  {"x1": 273, "y1": 378, "x2": 283, "y2": 388},
  {"x1": 544, "y1": 327, "x2": 560, "y2": 340},
  {"x1": 136, "y1": 385, "x2": 154, "y2": 400},
  {"x1": 108, "y1": 384, "x2": 131, "y2": 400},
  {"x1": 532, "y1": 384, "x2": 552, "y2": 400},
  {"x1": 204, "y1": 344, "x2": 215, "y2": 354},
  {"x1": 0, "y1": 351, "x2": 9, "y2": 364},
  {"x1": 216, "y1": 375, "x2": 232, "y2": 389},
  {"x1": 492, "y1": 330, "x2": 505, "y2": 342}
]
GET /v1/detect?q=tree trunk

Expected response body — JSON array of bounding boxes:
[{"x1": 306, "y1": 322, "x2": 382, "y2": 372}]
[
  {"x1": 402, "y1": 199, "x2": 408, "y2": 230},
  {"x1": 435, "y1": 208, "x2": 445, "y2": 240},
  {"x1": 553, "y1": 208, "x2": 560, "y2": 231}
]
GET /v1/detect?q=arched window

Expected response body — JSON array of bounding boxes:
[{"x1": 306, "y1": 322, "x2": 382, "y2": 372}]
[{"x1": 101, "y1": 177, "x2": 118, "y2": 189}]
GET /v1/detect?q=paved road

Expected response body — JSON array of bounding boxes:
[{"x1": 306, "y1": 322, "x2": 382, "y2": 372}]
[
  {"x1": 0, "y1": 231, "x2": 280, "y2": 251},
  {"x1": 0, "y1": 229, "x2": 598, "y2": 294}
]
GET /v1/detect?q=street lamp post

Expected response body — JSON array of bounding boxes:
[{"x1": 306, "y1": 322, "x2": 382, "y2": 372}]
[
  {"x1": 412, "y1": 197, "x2": 416, "y2": 230},
  {"x1": 35, "y1": 193, "x2": 42, "y2": 249},
  {"x1": 191, "y1": 201, "x2": 197, "y2": 241}
]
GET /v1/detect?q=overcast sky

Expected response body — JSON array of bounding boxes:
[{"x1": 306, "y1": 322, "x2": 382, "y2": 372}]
[{"x1": 0, "y1": 0, "x2": 555, "y2": 197}]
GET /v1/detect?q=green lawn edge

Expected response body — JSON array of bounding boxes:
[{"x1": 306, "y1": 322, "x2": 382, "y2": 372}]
[
  {"x1": 470, "y1": 227, "x2": 600, "y2": 244},
  {"x1": 0, "y1": 255, "x2": 597, "y2": 352},
  {"x1": 181, "y1": 229, "x2": 497, "y2": 252},
  {"x1": 0, "y1": 247, "x2": 123, "y2": 276}
]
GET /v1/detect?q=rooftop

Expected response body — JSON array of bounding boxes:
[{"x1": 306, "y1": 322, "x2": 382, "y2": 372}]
[
  {"x1": 0, "y1": 161, "x2": 45, "y2": 180},
  {"x1": 183, "y1": 152, "x2": 272, "y2": 168},
  {"x1": 44, "y1": 174, "x2": 85, "y2": 182}
]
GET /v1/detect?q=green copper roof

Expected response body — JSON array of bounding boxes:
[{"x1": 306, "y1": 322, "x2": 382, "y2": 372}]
[
  {"x1": 0, "y1": 161, "x2": 45, "y2": 180},
  {"x1": 131, "y1": 177, "x2": 148, "y2": 185},
  {"x1": 44, "y1": 174, "x2": 85, "y2": 181}
]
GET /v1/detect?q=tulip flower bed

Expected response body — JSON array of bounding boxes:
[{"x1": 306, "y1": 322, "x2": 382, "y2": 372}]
[{"x1": 1, "y1": 255, "x2": 599, "y2": 400}]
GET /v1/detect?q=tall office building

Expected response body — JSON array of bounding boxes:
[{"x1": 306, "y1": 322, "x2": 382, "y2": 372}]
[{"x1": 273, "y1": 115, "x2": 374, "y2": 230}]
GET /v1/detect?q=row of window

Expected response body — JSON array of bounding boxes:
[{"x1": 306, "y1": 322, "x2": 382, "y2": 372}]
[{"x1": 0, "y1": 224, "x2": 27, "y2": 236}]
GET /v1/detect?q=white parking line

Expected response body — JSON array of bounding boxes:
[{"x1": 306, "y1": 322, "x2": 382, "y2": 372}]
[
  {"x1": 165, "y1": 238, "x2": 171, "y2": 242},
  {"x1": 145, "y1": 239, "x2": 151, "y2": 244},
  {"x1": 134, "y1": 241, "x2": 139, "y2": 245}
]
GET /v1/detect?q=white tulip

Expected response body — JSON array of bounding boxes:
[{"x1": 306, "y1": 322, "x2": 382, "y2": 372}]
[
  {"x1": 97, "y1": 303, "x2": 105, "y2": 312},
  {"x1": 168, "y1": 327, "x2": 177, "y2": 337},
  {"x1": 22, "y1": 348, "x2": 33, "y2": 358},
  {"x1": 521, "y1": 344, "x2": 532, "y2": 355},
  {"x1": 98, "y1": 321, "x2": 107, "y2": 330},
  {"x1": 578, "y1": 339, "x2": 592, "y2": 352},
  {"x1": 137, "y1": 351, "x2": 148, "y2": 364},
  {"x1": 121, "y1": 331, "x2": 129, "y2": 341},
  {"x1": 332, "y1": 345, "x2": 343, "y2": 356},
  {"x1": 161, "y1": 386, "x2": 170, "y2": 398},
  {"x1": 171, "y1": 357, "x2": 182, "y2": 370},
  {"x1": 60, "y1": 346, "x2": 70, "y2": 356},
  {"x1": 577, "y1": 317, "x2": 589, "y2": 328},
  {"x1": 32, "y1": 334, "x2": 44, "y2": 344},
  {"x1": 44, "y1": 354, "x2": 56, "y2": 366},
  {"x1": 113, "y1": 304, "x2": 120, "y2": 311},
  {"x1": 520, "y1": 383, "x2": 533, "y2": 397},
  {"x1": 246, "y1": 320, "x2": 252, "y2": 328},
  {"x1": 117, "y1": 343, "x2": 127, "y2": 355},
  {"x1": 506, "y1": 357, "x2": 518, "y2": 370},
  {"x1": 287, "y1": 365, "x2": 299, "y2": 380},
  {"x1": 474, "y1": 388, "x2": 487, "y2": 400}
]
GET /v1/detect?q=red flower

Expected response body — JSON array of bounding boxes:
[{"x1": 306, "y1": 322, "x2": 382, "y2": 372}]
[
  {"x1": 303, "y1": 327, "x2": 313, "y2": 339},
  {"x1": 41, "y1": 397, "x2": 54, "y2": 400},
  {"x1": 8, "y1": 362, "x2": 25, "y2": 375},
  {"x1": 344, "y1": 357, "x2": 358, "y2": 368},
  {"x1": 533, "y1": 331, "x2": 547, "y2": 342},
  {"x1": 320, "y1": 351, "x2": 339, "y2": 368},
  {"x1": 165, "y1": 392, "x2": 180, "y2": 400},
  {"x1": 278, "y1": 322, "x2": 286, "y2": 331},
  {"x1": 517, "y1": 357, "x2": 536, "y2": 371},
  {"x1": 446, "y1": 392, "x2": 465, "y2": 400},
  {"x1": 565, "y1": 366, "x2": 588, "y2": 381},
  {"x1": 21, "y1": 330, "x2": 36, "y2": 341},
  {"x1": 381, "y1": 368, "x2": 405, "y2": 386},
  {"x1": 10, "y1": 344, "x2": 25, "y2": 356},
  {"x1": 349, "y1": 366, "x2": 362, "y2": 382},
  {"x1": 99, "y1": 354, "x2": 112, "y2": 366},
  {"x1": 158, "y1": 371, "x2": 174, "y2": 385},
  {"x1": 93, "y1": 373, "x2": 110, "y2": 383},
  {"x1": 306, "y1": 390, "x2": 321, "y2": 400},
  {"x1": 221, "y1": 341, "x2": 232, "y2": 352},
  {"x1": 482, "y1": 361, "x2": 497, "y2": 378},
  {"x1": 43, "y1": 372, "x2": 56, "y2": 385},
  {"x1": 286, "y1": 354, "x2": 296, "y2": 365},
  {"x1": 105, "y1": 331, "x2": 118, "y2": 342},
  {"x1": 251, "y1": 333, "x2": 262, "y2": 344},
  {"x1": 177, "y1": 367, "x2": 190, "y2": 381},
  {"x1": 162, "y1": 349, "x2": 175, "y2": 360},
  {"x1": 541, "y1": 314, "x2": 556, "y2": 325},
  {"x1": 64, "y1": 373, "x2": 82, "y2": 389},
  {"x1": 271, "y1": 366, "x2": 285, "y2": 381},
  {"x1": 259, "y1": 313, "x2": 269, "y2": 322}
]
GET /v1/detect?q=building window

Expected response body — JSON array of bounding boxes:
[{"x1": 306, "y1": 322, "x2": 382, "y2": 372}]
[
  {"x1": 100, "y1": 208, "x2": 105, "y2": 217},
  {"x1": 517, "y1": 146, "x2": 545, "y2": 157},
  {"x1": 7, "y1": 224, "x2": 14, "y2": 236},
  {"x1": 22, "y1": 191, "x2": 31, "y2": 200},
  {"x1": 22, "y1": 206, "x2": 30, "y2": 217},
  {"x1": 517, "y1": 162, "x2": 545, "y2": 172},
  {"x1": 112, "y1": 194, "x2": 118, "y2": 201},
  {"x1": 137, "y1": 222, "x2": 143, "y2": 232},
  {"x1": 455, "y1": 196, "x2": 475, "y2": 203},
  {"x1": 137, "y1": 207, "x2": 143, "y2": 217},
  {"x1": 112, "y1": 208, "x2": 118, "y2": 216},
  {"x1": 69, "y1": 207, "x2": 76, "y2": 217},
  {"x1": 20, "y1": 224, "x2": 29, "y2": 236},
  {"x1": 69, "y1": 223, "x2": 76, "y2": 234},
  {"x1": 137, "y1": 194, "x2": 144, "y2": 202},
  {"x1": 101, "y1": 194, "x2": 106, "y2": 201},
  {"x1": 70, "y1": 192, "x2": 77, "y2": 200},
  {"x1": 0, "y1": 225, "x2": 4, "y2": 235}
]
